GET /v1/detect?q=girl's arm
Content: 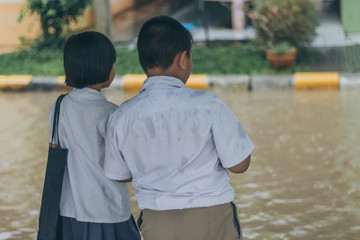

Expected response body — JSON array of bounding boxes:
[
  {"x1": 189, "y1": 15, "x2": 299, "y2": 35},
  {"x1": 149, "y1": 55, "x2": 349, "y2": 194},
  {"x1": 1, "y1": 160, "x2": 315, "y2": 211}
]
[{"x1": 49, "y1": 143, "x2": 58, "y2": 148}]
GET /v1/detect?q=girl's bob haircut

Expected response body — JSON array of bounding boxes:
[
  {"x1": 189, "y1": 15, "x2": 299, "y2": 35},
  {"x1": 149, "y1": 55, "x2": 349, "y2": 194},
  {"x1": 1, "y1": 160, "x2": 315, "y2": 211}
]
[{"x1": 64, "y1": 31, "x2": 116, "y2": 89}]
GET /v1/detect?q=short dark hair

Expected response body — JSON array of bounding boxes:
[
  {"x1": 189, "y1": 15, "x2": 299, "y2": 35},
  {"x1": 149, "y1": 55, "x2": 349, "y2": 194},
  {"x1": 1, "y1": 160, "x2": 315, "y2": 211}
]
[
  {"x1": 64, "y1": 31, "x2": 116, "y2": 88},
  {"x1": 137, "y1": 16, "x2": 193, "y2": 73}
]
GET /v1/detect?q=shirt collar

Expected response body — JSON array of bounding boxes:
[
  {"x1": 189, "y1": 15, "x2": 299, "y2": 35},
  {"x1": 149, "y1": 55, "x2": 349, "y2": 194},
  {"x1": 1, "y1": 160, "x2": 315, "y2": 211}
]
[
  {"x1": 140, "y1": 76, "x2": 186, "y2": 93},
  {"x1": 70, "y1": 87, "x2": 107, "y2": 101}
]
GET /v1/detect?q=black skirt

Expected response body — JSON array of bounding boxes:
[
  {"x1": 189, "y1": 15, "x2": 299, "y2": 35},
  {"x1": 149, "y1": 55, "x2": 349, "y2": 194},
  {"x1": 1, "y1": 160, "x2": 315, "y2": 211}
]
[{"x1": 61, "y1": 215, "x2": 141, "y2": 240}]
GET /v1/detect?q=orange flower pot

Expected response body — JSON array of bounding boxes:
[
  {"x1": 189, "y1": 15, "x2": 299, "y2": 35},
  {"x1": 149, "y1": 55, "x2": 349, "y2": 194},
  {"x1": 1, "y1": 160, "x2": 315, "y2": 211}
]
[{"x1": 266, "y1": 48, "x2": 297, "y2": 69}]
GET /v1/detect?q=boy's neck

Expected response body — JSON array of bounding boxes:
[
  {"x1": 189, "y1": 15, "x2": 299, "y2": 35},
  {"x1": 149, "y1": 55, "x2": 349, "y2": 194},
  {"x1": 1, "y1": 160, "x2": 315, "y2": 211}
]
[{"x1": 147, "y1": 68, "x2": 188, "y2": 84}]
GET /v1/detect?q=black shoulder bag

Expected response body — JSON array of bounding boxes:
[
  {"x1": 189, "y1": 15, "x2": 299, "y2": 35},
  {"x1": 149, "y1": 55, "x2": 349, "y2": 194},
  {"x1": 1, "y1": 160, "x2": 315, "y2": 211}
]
[{"x1": 37, "y1": 94, "x2": 68, "y2": 240}]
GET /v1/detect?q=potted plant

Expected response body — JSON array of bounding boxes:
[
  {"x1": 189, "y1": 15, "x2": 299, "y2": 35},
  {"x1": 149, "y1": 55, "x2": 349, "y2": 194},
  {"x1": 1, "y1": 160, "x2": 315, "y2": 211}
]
[
  {"x1": 247, "y1": 0, "x2": 318, "y2": 69},
  {"x1": 265, "y1": 41, "x2": 297, "y2": 69}
]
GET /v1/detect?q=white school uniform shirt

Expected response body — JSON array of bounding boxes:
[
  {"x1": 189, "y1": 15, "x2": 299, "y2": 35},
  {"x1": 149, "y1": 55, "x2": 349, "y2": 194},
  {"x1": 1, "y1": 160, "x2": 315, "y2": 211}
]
[
  {"x1": 103, "y1": 76, "x2": 254, "y2": 211},
  {"x1": 48, "y1": 87, "x2": 131, "y2": 223}
]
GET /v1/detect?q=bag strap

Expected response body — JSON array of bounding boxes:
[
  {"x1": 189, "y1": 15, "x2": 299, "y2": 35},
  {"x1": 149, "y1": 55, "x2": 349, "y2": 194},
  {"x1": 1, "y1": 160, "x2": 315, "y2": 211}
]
[{"x1": 51, "y1": 94, "x2": 67, "y2": 148}]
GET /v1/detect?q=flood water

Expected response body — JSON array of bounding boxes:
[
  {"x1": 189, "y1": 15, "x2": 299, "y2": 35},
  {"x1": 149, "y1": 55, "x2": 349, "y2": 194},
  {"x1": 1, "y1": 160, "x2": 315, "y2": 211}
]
[{"x1": 0, "y1": 88, "x2": 360, "y2": 240}]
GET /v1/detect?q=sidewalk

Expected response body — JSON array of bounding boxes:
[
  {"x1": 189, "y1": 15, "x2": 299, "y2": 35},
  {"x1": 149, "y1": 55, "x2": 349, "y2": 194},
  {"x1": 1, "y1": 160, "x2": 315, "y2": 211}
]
[
  {"x1": 113, "y1": 1, "x2": 360, "y2": 73},
  {"x1": 173, "y1": 1, "x2": 360, "y2": 46}
]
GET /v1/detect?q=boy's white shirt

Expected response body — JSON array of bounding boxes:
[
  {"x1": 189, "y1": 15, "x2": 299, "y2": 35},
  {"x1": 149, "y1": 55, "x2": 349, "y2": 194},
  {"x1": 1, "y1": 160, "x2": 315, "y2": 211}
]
[
  {"x1": 48, "y1": 87, "x2": 131, "y2": 223},
  {"x1": 103, "y1": 76, "x2": 254, "y2": 211}
]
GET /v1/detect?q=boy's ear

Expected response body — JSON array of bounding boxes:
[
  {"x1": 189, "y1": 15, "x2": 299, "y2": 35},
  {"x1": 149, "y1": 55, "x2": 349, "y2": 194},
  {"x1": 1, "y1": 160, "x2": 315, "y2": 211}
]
[{"x1": 178, "y1": 51, "x2": 188, "y2": 70}]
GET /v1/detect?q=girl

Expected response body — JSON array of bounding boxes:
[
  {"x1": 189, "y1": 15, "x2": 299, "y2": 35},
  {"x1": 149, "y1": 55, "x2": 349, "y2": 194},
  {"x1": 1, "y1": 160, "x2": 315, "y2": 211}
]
[{"x1": 48, "y1": 31, "x2": 140, "y2": 240}]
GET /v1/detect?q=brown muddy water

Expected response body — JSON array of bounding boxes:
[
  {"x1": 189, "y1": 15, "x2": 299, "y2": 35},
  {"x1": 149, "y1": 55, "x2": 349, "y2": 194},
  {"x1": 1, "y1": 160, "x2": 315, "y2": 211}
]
[{"x1": 0, "y1": 88, "x2": 359, "y2": 240}]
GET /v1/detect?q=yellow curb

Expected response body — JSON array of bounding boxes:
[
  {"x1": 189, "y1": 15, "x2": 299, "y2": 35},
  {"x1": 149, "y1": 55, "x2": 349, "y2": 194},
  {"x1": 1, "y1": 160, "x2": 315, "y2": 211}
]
[
  {"x1": 123, "y1": 74, "x2": 208, "y2": 92},
  {"x1": 0, "y1": 75, "x2": 32, "y2": 90},
  {"x1": 187, "y1": 74, "x2": 208, "y2": 90},
  {"x1": 123, "y1": 74, "x2": 146, "y2": 92},
  {"x1": 294, "y1": 72, "x2": 339, "y2": 90},
  {"x1": 57, "y1": 76, "x2": 66, "y2": 86}
]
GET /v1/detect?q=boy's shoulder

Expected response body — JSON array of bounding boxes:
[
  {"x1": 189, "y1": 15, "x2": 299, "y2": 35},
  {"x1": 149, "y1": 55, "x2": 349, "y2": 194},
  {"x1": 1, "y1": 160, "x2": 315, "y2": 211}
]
[
  {"x1": 109, "y1": 94, "x2": 141, "y2": 118},
  {"x1": 126, "y1": 87, "x2": 221, "y2": 104},
  {"x1": 185, "y1": 88, "x2": 223, "y2": 105},
  {"x1": 111, "y1": 88, "x2": 223, "y2": 115}
]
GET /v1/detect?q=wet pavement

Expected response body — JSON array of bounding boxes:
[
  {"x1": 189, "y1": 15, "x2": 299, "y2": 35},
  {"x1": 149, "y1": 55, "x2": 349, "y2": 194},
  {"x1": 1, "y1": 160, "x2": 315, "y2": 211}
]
[{"x1": 1, "y1": 88, "x2": 360, "y2": 239}]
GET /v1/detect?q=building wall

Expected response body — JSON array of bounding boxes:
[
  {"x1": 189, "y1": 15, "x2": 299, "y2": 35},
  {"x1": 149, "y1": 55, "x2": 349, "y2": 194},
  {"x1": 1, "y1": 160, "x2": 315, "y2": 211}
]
[
  {"x1": 0, "y1": 0, "x2": 136, "y2": 53},
  {"x1": 0, "y1": 1, "x2": 40, "y2": 52},
  {"x1": 111, "y1": 0, "x2": 159, "y2": 15}
]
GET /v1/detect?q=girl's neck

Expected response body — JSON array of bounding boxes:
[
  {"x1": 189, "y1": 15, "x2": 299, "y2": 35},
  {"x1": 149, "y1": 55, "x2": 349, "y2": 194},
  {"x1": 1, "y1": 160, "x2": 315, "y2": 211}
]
[{"x1": 87, "y1": 85, "x2": 102, "y2": 92}]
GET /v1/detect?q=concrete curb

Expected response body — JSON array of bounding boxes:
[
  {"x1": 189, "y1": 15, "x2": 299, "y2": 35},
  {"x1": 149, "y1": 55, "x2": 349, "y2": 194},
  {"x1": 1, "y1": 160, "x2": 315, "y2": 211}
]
[{"x1": 1, "y1": 73, "x2": 360, "y2": 91}]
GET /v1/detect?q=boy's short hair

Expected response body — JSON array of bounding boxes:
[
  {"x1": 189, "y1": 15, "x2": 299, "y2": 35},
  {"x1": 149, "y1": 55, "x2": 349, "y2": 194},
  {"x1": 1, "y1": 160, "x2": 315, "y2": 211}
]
[
  {"x1": 137, "y1": 16, "x2": 193, "y2": 73},
  {"x1": 64, "y1": 31, "x2": 116, "y2": 88}
]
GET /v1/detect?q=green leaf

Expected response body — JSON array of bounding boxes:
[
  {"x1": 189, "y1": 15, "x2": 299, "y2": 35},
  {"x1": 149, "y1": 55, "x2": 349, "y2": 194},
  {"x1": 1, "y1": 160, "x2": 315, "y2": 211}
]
[{"x1": 47, "y1": 8, "x2": 56, "y2": 17}]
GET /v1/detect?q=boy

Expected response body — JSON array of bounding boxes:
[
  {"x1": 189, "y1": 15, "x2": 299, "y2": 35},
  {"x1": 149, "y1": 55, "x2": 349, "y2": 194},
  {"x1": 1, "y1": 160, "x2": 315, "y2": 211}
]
[{"x1": 103, "y1": 16, "x2": 254, "y2": 240}]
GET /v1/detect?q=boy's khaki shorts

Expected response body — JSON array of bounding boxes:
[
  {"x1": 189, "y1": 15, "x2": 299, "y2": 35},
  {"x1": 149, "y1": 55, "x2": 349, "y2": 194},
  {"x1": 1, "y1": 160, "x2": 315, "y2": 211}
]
[{"x1": 138, "y1": 202, "x2": 242, "y2": 240}]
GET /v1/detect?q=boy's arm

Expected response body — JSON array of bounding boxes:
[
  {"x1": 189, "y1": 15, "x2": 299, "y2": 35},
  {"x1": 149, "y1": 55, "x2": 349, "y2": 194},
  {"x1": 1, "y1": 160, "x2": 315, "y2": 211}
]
[
  {"x1": 227, "y1": 154, "x2": 251, "y2": 174},
  {"x1": 212, "y1": 96, "x2": 254, "y2": 172},
  {"x1": 116, "y1": 178, "x2": 132, "y2": 183}
]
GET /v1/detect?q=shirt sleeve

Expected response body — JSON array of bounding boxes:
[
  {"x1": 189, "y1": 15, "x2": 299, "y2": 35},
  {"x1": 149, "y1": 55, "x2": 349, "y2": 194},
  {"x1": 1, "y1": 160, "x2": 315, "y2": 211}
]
[
  {"x1": 97, "y1": 102, "x2": 118, "y2": 139},
  {"x1": 212, "y1": 97, "x2": 254, "y2": 168},
  {"x1": 103, "y1": 118, "x2": 132, "y2": 181}
]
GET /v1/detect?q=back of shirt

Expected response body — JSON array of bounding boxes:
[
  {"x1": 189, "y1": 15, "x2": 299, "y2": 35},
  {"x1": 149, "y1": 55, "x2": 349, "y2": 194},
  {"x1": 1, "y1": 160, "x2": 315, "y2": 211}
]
[
  {"x1": 104, "y1": 76, "x2": 254, "y2": 210},
  {"x1": 48, "y1": 88, "x2": 131, "y2": 223}
]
